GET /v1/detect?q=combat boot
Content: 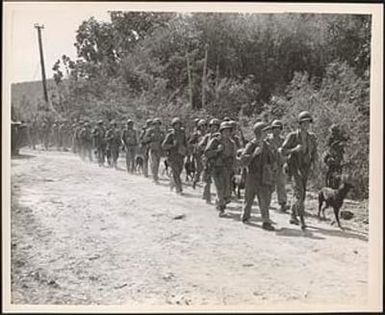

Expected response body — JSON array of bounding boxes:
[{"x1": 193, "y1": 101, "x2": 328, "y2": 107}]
[{"x1": 262, "y1": 222, "x2": 275, "y2": 231}]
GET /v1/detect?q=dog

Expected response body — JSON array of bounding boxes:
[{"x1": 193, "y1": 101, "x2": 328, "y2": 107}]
[
  {"x1": 135, "y1": 155, "x2": 144, "y2": 174},
  {"x1": 184, "y1": 155, "x2": 196, "y2": 182},
  {"x1": 318, "y1": 176, "x2": 354, "y2": 229},
  {"x1": 232, "y1": 167, "x2": 247, "y2": 199}
]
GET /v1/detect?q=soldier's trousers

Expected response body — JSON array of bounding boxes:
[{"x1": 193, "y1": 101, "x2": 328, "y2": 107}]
[
  {"x1": 125, "y1": 146, "x2": 136, "y2": 173},
  {"x1": 202, "y1": 166, "x2": 212, "y2": 202},
  {"x1": 111, "y1": 146, "x2": 119, "y2": 168},
  {"x1": 150, "y1": 149, "x2": 161, "y2": 181},
  {"x1": 241, "y1": 173, "x2": 273, "y2": 222},
  {"x1": 96, "y1": 146, "x2": 105, "y2": 166},
  {"x1": 291, "y1": 168, "x2": 309, "y2": 218},
  {"x1": 212, "y1": 166, "x2": 226, "y2": 210},
  {"x1": 275, "y1": 166, "x2": 287, "y2": 205},
  {"x1": 143, "y1": 146, "x2": 149, "y2": 177},
  {"x1": 169, "y1": 154, "x2": 184, "y2": 193},
  {"x1": 193, "y1": 153, "x2": 204, "y2": 185}
]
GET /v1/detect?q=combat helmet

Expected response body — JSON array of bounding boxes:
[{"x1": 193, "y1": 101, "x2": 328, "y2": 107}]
[
  {"x1": 153, "y1": 117, "x2": 162, "y2": 125},
  {"x1": 197, "y1": 119, "x2": 207, "y2": 127},
  {"x1": 298, "y1": 111, "x2": 313, "y2": 123},
  {"x1": 253, "y1": 121, "x2": 269, "y2": 134},
  {"x1": 171, "y1": 117, "x2": 181, "y2": 126},
  {"x1": 271, "y1": 119, "x2": 283, "y2": 129},
  {"x1": 219, "y1": 121, "x2": 232, "y2": 132},
  {"x1": 209, "y1": 118, "x2": 221, "y2": 126}
]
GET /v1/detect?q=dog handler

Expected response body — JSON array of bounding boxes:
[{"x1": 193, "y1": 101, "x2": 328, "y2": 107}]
[{"x1": 279, "y1": 111, "x2": 318, "y2": 230}]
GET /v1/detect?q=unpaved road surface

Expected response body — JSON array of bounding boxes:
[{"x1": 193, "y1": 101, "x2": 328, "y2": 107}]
[{"x1": 10, "y1": 149, "x2": 369, "y2": 307}]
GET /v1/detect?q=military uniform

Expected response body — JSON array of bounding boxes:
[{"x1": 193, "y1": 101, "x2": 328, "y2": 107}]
[
  {"x1": 240, "y1": 122, "x2": 276, "y2": 230},
  {"x1": 162, "y1": 118, "x2": 188, "y2": 194},
  {"x1": 199, "y1": 119, "x2": 221, "y2": 203},
  {"x1": 121, "y1": 121, "x2": 138, "y2": 173},
  {"x1": 92, "y1": 121, "x2": 106, "y2": 167},
  {"x1": 189, "y1": 119, "x2": 208, "y2": 189},
  {"x1": 145, "y1": 119, "x2": 165, "y2": 182},
  {"x1": 204, "y1": 122, "x2": 236, "y2": 214},
  {"x1": 266, "y1": 120, "x2": 288, "y2": 211},
  {"x1": 105, "y1": 123, "x2": 121, "y2": 168},
  {"x1": 280, "y1": 111, "x2": 317, "y2": 229},
  {"x1": 139, "y1": 119, "x2": 153, "y2": 177},
  {"x1": 79, "y1": 123, "x2": 93, "y2": 161}
]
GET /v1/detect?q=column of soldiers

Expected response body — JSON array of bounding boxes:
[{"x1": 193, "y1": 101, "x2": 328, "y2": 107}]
[{"x1": 23, "y1": 111, "x2": 324, "y2": 232}]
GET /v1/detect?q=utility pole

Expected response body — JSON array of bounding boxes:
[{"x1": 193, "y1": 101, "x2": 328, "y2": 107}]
[
  {"x1": 34, "y1": 23, "x2": 49, "y2": 104},
  {"x1": 201, "y1": 44, "x2": 208, "y2": 109}
]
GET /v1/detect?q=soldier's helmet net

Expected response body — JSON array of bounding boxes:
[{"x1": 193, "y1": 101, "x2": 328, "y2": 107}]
[
  {"x1": 271, "y1": 119, "x2": 283, "y2": 129},
  {"x1": 198, "y1": 119, "x2": 207, "y2": 127},
  {"x1": 171, "y1": 117, "x2": 181, "y2": 126},
  {"x1": 298, "y1": 111, "x2": 313, "y2": 123},
  {"x1": 253, "y1": 121, "x2": 269, "y2": 134},
  {"x1": 126, "y1": 119, "x2": 133, "y2": 125},
  {"x1": 219, "y1": 121, "x2": 232, "y2": 132},
  {"x1": 209, "y1": 118, "x2": 221, "y2": 126},
  {"x1": 153, "y1": 118, "x2": 162, "y2": 125}
]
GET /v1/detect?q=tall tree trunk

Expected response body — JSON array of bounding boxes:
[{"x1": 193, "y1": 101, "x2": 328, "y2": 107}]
[
  {"x1": 201, "y1": 44, "x2": 209, "y2": 109},
  {"x1": 186, "y1": 52, "x2": 193, "y2": 109}
]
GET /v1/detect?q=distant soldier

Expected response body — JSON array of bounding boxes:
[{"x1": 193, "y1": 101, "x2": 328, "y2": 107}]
[
  {"x1": 162, "y1": 117, "x2": 188, "y2": 194},
  {"x1": 204, "y1": 121, "x2": 236, "y2": 215},
  {"x1": 79, "y1": 122, "x2": 93, "y2": 161},
  {"x1": 51, "y1": 120, "x2": 60, "y2": 150},
  {"x1": 40, "y1": 119, "x2": 50, "y2": 150},
  {"x1": 121, "y1": 119, "x2": 138, "y2": 173},
  {"x1": 139, "y1": 119, "x2": 153, "y2": 177},
  {"x1": 145, "y1": 118, "x2": 165, "y2": 183},
  {"x1": 239, "y1": 122, "x2": 276, "y2": 231},
  {"x1": 279, "y1": 111, "x2": 318, "y2": 230},
  {"x1": 71, "y1": 120, "x2": 79, "y2": 153},
  {"x1": 324, "y1": 124, "x2": 348, "y2": 188},
  {"x1": 92, "y1": 120, "x2": 106, "y2": 167},
  {"x1": 199, "y1": 118, "x2": 221, "y2": 203},
  {"x1": 266, "y1": 119, "x2": 289, "y2": 212},
  {"x1": 188, "y1": 119, "x2": 208, "y2": 189},
  {"x1": 105, "y1": 120, "x2": 121, "y2": 169}
]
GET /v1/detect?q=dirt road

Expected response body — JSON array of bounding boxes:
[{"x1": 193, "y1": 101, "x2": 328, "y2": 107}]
[{"x1": 10, "y1": 149, "x2": 369, "y2": 308}]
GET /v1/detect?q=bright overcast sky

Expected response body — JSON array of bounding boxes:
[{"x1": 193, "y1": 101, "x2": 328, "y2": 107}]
[{"x1": 5, "y1": 3, "x2": 111, "y2": 83}]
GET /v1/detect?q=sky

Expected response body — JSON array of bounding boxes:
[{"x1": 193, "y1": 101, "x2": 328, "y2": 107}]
[{"x1": 5, "y1": 4, "x2": 111, "y2": 83}]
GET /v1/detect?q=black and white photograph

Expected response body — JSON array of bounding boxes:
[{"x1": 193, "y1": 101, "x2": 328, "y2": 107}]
[{"x1": 2, "y1": 2, "x2": 383, "y2": 313}]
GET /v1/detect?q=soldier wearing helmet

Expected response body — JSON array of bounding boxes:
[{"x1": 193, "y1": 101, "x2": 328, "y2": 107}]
[
  {"x1": 105, "y1": 119, "x2": 121, "y2": 169},
  {"x1": 266, "y1": 119, "x2": 289, "y2": 212},
  {"x1": 238, "y1": 122, "x2": 276, "y2": 231},
  {"x1": 162, "y1": 117, "x2": 188, "y2": 194},
  {"x1": 143, "y1": 117, "x2": 165, "y2": 183},
  {"x1": 138, "y1": 119, "x2": 153, "y2": 177},
  {"x1": 204, "y1": 121, "x2": 236, "y2": 216},
  {"x1": 188, "y1": 119, "x2": 208, "y2": 189},
  {"x1": 279, "y1": 111, "x2": 318, "y2": 230},
  {"x1": 78, "y1": 121, "x2": 93, "y2": 162},
  {"x1": 121, "y1": 119, "x2": 138, "y2": 173},
  {"x1": 91, "y1": 119, "x2": 106, "y2": 167}
]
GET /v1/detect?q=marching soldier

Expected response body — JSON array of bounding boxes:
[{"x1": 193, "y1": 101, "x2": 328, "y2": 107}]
[
  {"x1": 204, "y1": 121, "x2": 236, "y2": 216},
  {"x1": 79, "y1": 122, "x2": 93, "y2": 161},
  {"x1": 145, "y1": 118, "x2": 165, "y2": 183},
  {"x1": 279, "y1": 111, "x2": 318, "y2": 230},
  {"x1": 199, "y1": 118, "x2": 221, "y2": 203},
  {"x1": 92, "y1": 120, "x2": 106, "y2": 167},
  {"x1": 162, "y1": 117, "x2": 188, "y2": 194},
  {"x1": 239, "y1": 121, "x2": 276, "y2": 231},
  {"x1": 51, "y1": 120, "x2": 60, "y2": 150},
  {"x1": 139, "y1": 119, "x2": 153, "y2": 177},
  {"x1": 40, "y1": 119, "x2": 50, "y2": 150},
  {"x1": 266, "y1": 119, "x2": 289, "y2": 212},
  {"x1": 189, "y1": 119, "x2": 208, "y2": 189},
  {"x1": 105, "y1": 120, "x2": 121, "y2": 169},
  {"x1": 121, "y1": 119, "x2": 138, "y2": 174}
]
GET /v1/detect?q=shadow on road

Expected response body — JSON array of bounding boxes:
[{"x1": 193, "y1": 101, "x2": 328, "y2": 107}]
[
  {"x1": 307, "y1": 225, "x2": 368, "y2": 242},
  {"x1": 11, "y1": 153, "x2": 36, "y2": 160},
  {"x1": 275, "y1": 227, "x2": 325, "y2": 240}
]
